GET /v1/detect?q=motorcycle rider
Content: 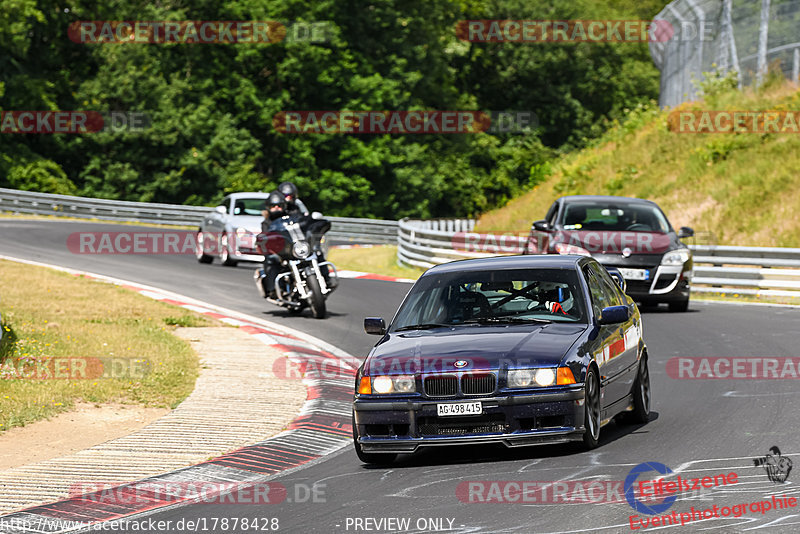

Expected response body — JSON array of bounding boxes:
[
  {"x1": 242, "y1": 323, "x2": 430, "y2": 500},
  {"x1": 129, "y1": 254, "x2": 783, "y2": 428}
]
[
  {"x1": 278, "y1": 181, "x2": 309, "y2": 216},
  {"x1": 277, "y1": 180, "x2": 332, "y2": 283},
  {"x1": 259, "y1": 190, "x2": 289, "y2": 299}
]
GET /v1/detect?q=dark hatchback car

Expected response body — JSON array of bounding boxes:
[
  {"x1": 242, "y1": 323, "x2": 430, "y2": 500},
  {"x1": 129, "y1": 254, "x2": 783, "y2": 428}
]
[
  {"x1": 352, "y1": 255, "x2": 650, "y2": 465},
  {"x1": 524, "y1": 195, "x2": 694, "y2": 312}
]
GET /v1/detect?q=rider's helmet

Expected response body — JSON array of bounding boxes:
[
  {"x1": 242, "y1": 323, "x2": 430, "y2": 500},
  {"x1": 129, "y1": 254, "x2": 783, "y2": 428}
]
[
  {"x1": 278, "y1": 181, "x2": 299, "y2": 207},
  {"x1": 266, "y1": 190, "x2": 287, "y2": 219}
]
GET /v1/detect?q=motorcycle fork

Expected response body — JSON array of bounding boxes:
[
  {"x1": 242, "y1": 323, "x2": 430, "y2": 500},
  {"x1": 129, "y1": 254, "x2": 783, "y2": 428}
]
[
  {"x1": 309, "y1": 257, "x2": 332, "y2": 295},
  {"x1": 289, "y1": 261, "x2": 311, "y2": 299}
]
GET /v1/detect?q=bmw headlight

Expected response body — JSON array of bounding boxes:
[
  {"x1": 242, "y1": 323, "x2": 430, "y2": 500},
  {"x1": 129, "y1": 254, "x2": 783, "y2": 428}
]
[
  {"x1": 661, "y1": 248, "x2": 690, "y2": 265},
  {"x1": 508, "y1": 369, "x2": 534, "y2": 388},
  {"x1": 533, "y1": 368, "x2": 556, "y2": 387},
  {"x1": 368, "y1": 375, "x2": 416, "y2": 394},
  {"x1": 236, "y1": 227, "x2": 248, "y2": 237},
  {"x1": 509, "y1": 368, "x2": 572, "y2": 388},
  {"x1": 292, "y1": 241, "x2": 311, "y2": 259}
]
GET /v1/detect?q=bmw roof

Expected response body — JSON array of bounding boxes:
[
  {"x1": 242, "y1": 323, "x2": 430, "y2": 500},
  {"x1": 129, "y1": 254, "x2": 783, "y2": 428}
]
[{"x1": 424, "y1": 254, "x2": 588, "y2": 275}]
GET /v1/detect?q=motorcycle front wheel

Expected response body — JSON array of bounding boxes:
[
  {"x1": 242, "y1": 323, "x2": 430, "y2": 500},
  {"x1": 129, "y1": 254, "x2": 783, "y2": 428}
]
[{"x1": 304, "y1": 268, "x2": 327, "y2": 319}]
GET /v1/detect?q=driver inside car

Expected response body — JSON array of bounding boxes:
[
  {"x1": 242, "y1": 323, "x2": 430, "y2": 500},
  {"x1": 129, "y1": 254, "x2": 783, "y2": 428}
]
[{"x1": 539, "y1": 284, "x2": 574, "y2": 316}]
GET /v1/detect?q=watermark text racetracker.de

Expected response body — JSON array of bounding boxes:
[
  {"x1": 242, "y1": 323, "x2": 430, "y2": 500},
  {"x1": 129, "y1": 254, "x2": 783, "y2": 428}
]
[
  {"x1": 272, "y1": 355, "x2": 500, "y2": 381},
  {"x1": 666, "y1": 357, "x2": 800, "y2": 379},
  {"x1": 68, "y1": 20, "x2": 333, "y2": 44},
  {"x1": 668, "y1": 110, "x2": 800, "y2": 134},
  {"x1": 451, "y1": 230, "x2": 659, "y2": 255},
  {"x1": 455, "y1": 19, "x2": 715, "y2": 43},
  {"x1": 67, "y1": 230, "x2": 250, "y2": 255},
  {"x1": 272, "y1": 110, "x2": 537, "y2": 134},
  {"x1": 69, "y1": 480, "x2": 325, "y2": 505},
  {"x1": 457, "y1": 473, "x2": 736, "y2": 505},
  {"x1": 0, "y1": 357, "x2": 150, "y2": 380},
  {"x1": 0, "y1": 111, "x2": 149, "y2": 134}
]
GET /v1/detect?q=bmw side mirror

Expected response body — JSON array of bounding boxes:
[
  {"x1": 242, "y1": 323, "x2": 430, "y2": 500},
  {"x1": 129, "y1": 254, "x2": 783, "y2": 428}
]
[
  {"x1": 677, "y1": 226, "x2": 694, "y2": 239},
  {"x1": 364, "y1": 317, "x2": 386, "y2": 335},
  {"x1": 598, "y1": 305, "x2": 631, "y2": 325},
  {"x1": 532, "y1": 220, "x2": 550, "y2": 232},
  {"x1": 215, "y1": 205, "x2": 226, "y2": 214}
]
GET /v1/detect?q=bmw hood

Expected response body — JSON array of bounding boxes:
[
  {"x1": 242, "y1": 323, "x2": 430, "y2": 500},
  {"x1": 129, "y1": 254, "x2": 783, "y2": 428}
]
[{"x1": 363, "y1": 324, "x2": 586, "y2": 375}]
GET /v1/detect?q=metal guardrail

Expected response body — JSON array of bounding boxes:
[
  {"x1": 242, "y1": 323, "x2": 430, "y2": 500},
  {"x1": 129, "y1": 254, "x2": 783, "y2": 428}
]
[
  {"x1": 397, "y1": 218, "x2": 523, "y2": 269},
  {"x1": 691, "y1": 245, "x2": 800, "y2": 298},
  {"x1": 0, "y1": 187, "x2": 208, "y2": 226},
  {"x1": 327, "y1": 216, "x2": 398, "y2": 244},
  {"x1": 397, "y1": 219, "x2": 800, "y2": 299},
  {"x1": 0, "y1": 188, "x2": 398, "y2": 244}
]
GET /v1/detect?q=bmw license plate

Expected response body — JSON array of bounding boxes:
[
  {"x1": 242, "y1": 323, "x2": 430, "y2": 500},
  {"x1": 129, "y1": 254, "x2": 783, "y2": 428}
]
[
  {"x1": 437, "y1": 402, "x2": 482, "y2": 417},
  {"x1": 618, "y1": 268, "x2": 650, "y2": 281}
]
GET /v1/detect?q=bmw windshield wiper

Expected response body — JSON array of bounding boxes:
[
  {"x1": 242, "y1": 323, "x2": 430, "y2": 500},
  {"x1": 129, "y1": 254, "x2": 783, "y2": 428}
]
[
  {"x1": 464, "y1": 317, "x2": 552, "y2": 325},
  {"x1": 395, "y1": 323, "x2": 452, "y2": 331}
]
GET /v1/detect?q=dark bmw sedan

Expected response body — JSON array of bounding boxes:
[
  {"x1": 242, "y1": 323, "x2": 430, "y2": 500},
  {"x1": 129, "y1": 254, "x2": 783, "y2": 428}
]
[
  {"x1": 524, "y1": 195, "x2": 694, "y2": 312},
  {"x1": 352, "y1": 255, "x2": 650, "y2": 465}
]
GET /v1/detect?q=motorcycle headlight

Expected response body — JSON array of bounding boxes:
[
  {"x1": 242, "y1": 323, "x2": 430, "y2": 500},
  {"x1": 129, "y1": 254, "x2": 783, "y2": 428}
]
[
  {"x1": 554, "y1": 243, "x2": 591, "y2": 257},
  {"x1": 236, "y1": 227, "x2": 248, "y2": 237},
  {"x1": 661, "y1": 248, "x2": 690, "y2": 265},
  {"x1": 369, "y1": 375, "x2": 416, "y2": 394},
  {"x1": 292, "y1": 241, "x2": 310, "y2": 259}
]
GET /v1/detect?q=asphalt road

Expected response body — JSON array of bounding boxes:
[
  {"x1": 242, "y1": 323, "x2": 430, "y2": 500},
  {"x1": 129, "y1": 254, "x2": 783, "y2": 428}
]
[{"x1": 1, "y1": 219, "x2": 799, "y2": 533}]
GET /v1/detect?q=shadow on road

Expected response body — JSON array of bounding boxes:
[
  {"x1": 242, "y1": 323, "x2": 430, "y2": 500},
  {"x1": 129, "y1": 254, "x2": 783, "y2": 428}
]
[{"x1": 358, "y1": 411, "x2": 661, "y2": 469}]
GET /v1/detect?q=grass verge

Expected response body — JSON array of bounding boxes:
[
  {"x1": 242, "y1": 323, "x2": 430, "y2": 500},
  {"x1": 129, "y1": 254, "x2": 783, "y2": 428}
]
[
  {"x1": 0, "y1": 259, "x2": 214, "y2": 432},
  {"x1": 328, "y1": 245, "x2": 425, "y2": 280}
]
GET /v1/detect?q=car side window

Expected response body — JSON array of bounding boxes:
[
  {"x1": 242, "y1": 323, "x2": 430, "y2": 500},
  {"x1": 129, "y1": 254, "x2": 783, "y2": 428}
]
[
  {"x1": 582, "y1": 265, "x2": 609, "y2": 317},
  {"x1": 596, "y1": 268, "x2": 625, "y2": 307}
]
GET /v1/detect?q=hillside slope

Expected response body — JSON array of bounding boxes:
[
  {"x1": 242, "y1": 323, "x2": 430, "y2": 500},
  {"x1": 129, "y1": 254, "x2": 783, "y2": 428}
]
[{"x1": 475, "y1": 81, "x2": 800, "y2": 248}]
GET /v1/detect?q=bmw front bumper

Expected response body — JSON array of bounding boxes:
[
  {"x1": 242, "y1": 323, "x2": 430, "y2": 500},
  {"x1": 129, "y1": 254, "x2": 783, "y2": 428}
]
[{"x1": 353, "y1": 386, "x2": 586, "y2": 454}]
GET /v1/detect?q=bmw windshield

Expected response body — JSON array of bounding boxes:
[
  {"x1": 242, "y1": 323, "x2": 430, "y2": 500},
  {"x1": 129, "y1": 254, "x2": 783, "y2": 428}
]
[{"x1": 391, "y1": 268, "x2": 587, "y2": 331}]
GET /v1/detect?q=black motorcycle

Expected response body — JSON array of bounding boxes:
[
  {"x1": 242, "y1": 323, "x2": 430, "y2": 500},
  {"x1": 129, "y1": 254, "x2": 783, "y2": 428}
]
[{"x1": 253, "y1": 213, "x2": 338, "y2": 319}]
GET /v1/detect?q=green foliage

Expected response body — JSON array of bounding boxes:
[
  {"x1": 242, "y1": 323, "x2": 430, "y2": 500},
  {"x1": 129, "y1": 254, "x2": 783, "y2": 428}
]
[
  {"x1": 6, "y1": 159, "x2": 77, "y2": 195},
  {"x1": 692, "y1": 66, "x2": 740, "y2": 106},
  {"x1": 553, "y1": 163, "x2": 595, "y2": 195},
  {"x1": 693, "y1": 136, "x2": 755, "y2": 165},
  {"x1": 0, "y1": 0, "x2": 666, "y2": 218}
]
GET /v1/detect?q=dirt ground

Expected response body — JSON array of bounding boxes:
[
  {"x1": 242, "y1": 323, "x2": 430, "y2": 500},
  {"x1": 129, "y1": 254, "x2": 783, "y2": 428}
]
[{"x1": 0, "y1": 403, "x2": 169, "y2": 470}]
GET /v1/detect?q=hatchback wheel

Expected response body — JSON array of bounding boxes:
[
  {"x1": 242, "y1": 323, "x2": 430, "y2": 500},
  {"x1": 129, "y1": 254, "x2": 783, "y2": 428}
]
[
  {"x1": 196, "y1": 231, "x2": 213, "y2": 264},
  {"x1": 220, "y1": 234, "x2": 238, "y2": 267}
]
